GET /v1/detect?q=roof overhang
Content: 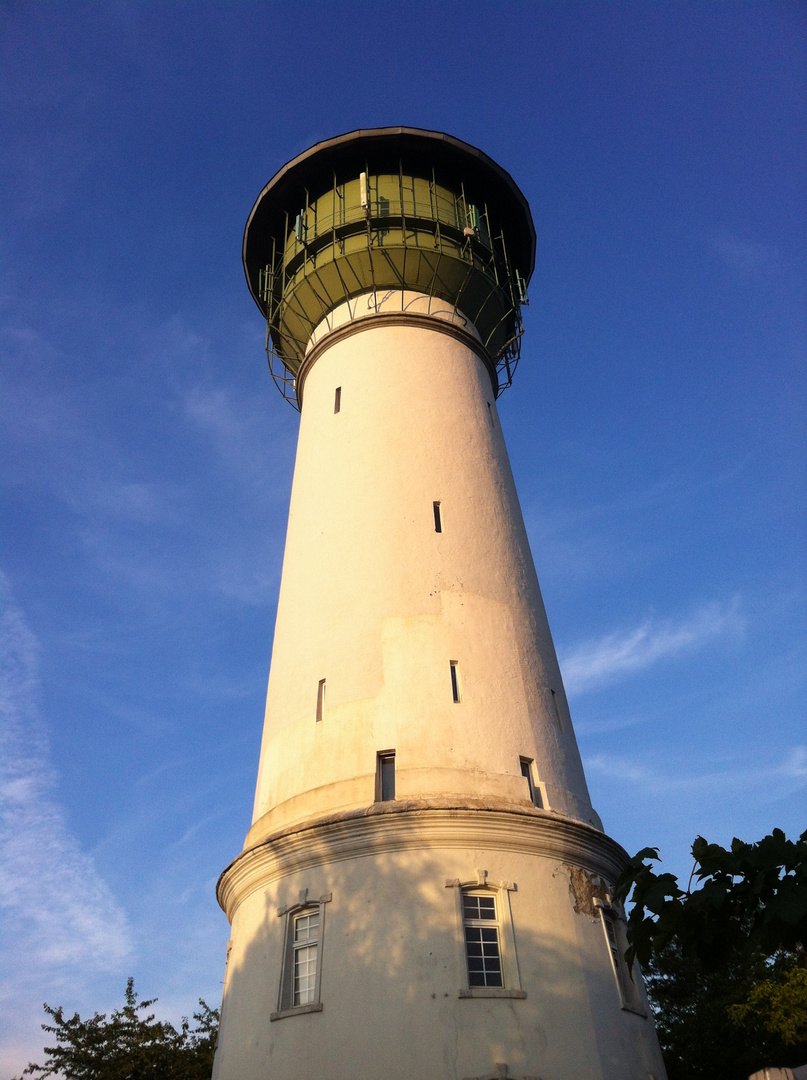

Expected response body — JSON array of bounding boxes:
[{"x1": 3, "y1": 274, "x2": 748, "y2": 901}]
[{"x1": 243, "y1": 126, "x2": 536, "y2": 311}]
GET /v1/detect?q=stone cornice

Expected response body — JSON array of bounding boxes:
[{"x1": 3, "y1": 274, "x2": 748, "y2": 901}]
[{"x1": 217, "y1": 799, "x2": 628, "y2": 920}]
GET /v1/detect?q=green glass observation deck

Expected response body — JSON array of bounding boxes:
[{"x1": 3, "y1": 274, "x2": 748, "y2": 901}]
[{"x1": 243, "y1": 127, "x2": 536, "y2": 408}]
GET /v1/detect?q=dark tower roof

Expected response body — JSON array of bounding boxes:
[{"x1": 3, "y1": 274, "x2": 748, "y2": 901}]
[{"x1": 243, "y1": 126, "x2": 536, "y2": 311}]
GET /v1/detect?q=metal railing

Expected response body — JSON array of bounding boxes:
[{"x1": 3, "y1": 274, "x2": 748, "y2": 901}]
[{"x1": 256, "y1": 172, "x2": 528, "y2": 409}]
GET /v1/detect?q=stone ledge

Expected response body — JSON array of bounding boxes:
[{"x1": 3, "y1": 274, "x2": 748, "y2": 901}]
[
  {"x1": 269, "y1": 1002, "x2": 323, "y2": 1022},
  {"x1": 217, "y1": 801, "x2": 628, "y2": 920},
  {"x1": 458, "y1": 988, "x2": 527, "y2": 999}
]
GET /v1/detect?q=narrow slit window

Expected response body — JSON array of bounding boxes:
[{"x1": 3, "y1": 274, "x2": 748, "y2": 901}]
[
  {"x1": 377, "y1": 752, "x2": 396, "y2": 802},
  {"x1": 433, "y1": 501, "x2": 442, "y2": 533},
  {"x1": 334, "y1": 386, "x2": 341, "y2": 413},
  {"x1": 316, "y1": 679, "x2": 326, "y2": 722},
  {"x1": 520, "y1": 757, "x2": 543, "y2": 808},
  {"x1": 551, "y1": 689, "x2": 564, "y2": 732},
  {"x1": 487, "y1": 402, "x2": 494, "y2": 426},
  {"x1": 450, "y1": 661, "x2": 461, "y2": 703}
]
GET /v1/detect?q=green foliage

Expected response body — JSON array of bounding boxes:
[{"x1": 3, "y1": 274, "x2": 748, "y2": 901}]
[
  {"x1": 728, "y1": 963, "x2": 807, "y2": 1048},
  {"x1": 615, "y1": 829, "x2": 807, "y2": 1080},
  {"x1": 17, "y1": 978, "x2": 219, "y2": 1080},
  {"x1": 644, "y1": 942, "x2": 807, "y2": 1080},
  {"x1": 614, "y1": 828, "x2": 807, "y2": 970}
]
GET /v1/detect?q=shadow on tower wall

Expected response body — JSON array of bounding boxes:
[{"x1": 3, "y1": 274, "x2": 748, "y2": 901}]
[{"x1": 212, "y1": 809, "x2": 666, "y2": 1080}]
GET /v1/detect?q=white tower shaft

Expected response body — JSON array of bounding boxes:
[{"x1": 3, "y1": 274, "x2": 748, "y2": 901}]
[
  {"x1": 249, "y1": 294, "x2": 598, "y2": 844},
  {"x1": 213, "y1": 296, "x2": 666, "y2": 1080}
]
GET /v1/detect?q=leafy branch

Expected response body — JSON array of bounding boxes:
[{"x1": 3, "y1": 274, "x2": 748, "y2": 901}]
[{"x1": 614, "y1": 828, "x2": 807, "y2": 971}]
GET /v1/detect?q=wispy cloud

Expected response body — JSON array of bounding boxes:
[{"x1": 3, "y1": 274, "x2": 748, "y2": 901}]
[
  {"x1": 184, "y1": 384, "x2": 273, "y2": 477},
  {"x1": 706, "y1": 229, "x2": 781, "y2": 278},
  {"x1": 67, "y1": 478, "x2": 187, "y2": 526},
  {"x1": 560, "y1": 599, "x2": 743, "y2": 694},
  {"x1": 183, "y1": 381, "x2": 296, "y2": 496},
  {"x1": 783, "y1": 746, "x2": 807, "y2": 780},
  {"x1": 586, "y1": 744, "x2": 807, "y2": 795},
  {"x1": 0, "y1": 574, "x2": 132, "y2": 985}
]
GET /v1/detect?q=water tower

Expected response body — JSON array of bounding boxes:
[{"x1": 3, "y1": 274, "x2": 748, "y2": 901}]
[{"x1": 212, "y1": 127, "x2": 666, "y2": 1080}]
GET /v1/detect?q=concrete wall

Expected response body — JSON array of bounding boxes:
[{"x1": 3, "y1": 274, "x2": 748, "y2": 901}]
[
  {"x1": 248, "y1": 293, "x2": 598, "y2": 845},
  {"x1": 214, "y1": 810, "x2": 667, "y2": 1080}
]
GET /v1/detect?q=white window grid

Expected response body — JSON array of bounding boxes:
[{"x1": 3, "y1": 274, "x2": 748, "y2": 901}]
[
  {"x1": 292, "y1": 911, "x2": 319, "y2": 1006},
  {"x1": 446, "y1": 874, "x2": 525, "y2": 999},
  {"x1": 462, "y1": 891, "x2": 503, "y2": 988},
  {"x1": 272, "y1": 891, "x2": 332, "y2": 1020}
]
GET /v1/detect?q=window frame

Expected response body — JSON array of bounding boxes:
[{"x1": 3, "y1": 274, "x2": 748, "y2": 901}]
[
  {"x1": 446, "y1": 875, "x2": 525, "y2": 999},
  {"x1": 519, "y1": 756, "x2": 545, "y2": 809},
  {"x1": 433, "y1": 500, "x2": 443, "y2": 533},
  {"x1": 375, "y1": 750, "x2": 396, "y2": 802},
  {"x1": 450, "y1": 660, "x2": 462, "y2": 703},
  {"x1": 271, "y1": 891, "x2": 332, "y2": 1021},
  {"x1": 462, "y1": 890, "x2": 505, "y2": 989},
  {"x1": 596, "y1": 901, "x2": 647, "y2": 1016}
]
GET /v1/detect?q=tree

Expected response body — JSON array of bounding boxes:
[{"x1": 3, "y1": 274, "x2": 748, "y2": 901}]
[
  {"x1": 642, "y1": 935, "x2": 806, "y2": 1080},
  {"x1": 614, "y1": 828, "x2": 807, "y2": 970},
  {"x1": 615, "y1": 829, "x2": 807, "y2": 1080},
  {"x1": 17, "y1": 978, "x2": 219, "y2": 1080},
  {"x1": 728, "y1": 963, "x2": 807, "y2": 1048}
]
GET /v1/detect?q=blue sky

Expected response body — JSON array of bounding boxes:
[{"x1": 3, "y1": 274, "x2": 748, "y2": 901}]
[{"x1": 1, "y1": 1, "x2": 805, "y2": 1073}]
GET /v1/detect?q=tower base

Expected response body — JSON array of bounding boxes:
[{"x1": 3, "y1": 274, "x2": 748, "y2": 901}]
[{"x1": 214, "y1": 803, "x2": 666, "y2": 1080}]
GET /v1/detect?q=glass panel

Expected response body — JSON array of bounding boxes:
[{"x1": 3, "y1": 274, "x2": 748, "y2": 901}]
[
  {"x1": 464, "y1": 925, "x2": 503, "y2": 987},
  {"x1": 380, "y1": 755, "x2": 396, "y2": 801},
  {"x1": 294, "y1": 911, "x2": 319, "y2": 944},
  {"x1": 605, "y1": 916, "x2": 618, "y2": 958},
  {"x1": 463, "y1": 894, "x2": 497, "y2": 920},
  {"x1": 603, "y1": 912, "x2": 631, "y2": 1000},
  {"x1": 450, "y1": 662, "x2": 460, "y2": 702},
  {"x1": 293, "y1": 942, "x2": 318, "y2": 1005},
  {"x1": 479, "y1": 897, "x2": 496, "y2": 917}
]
